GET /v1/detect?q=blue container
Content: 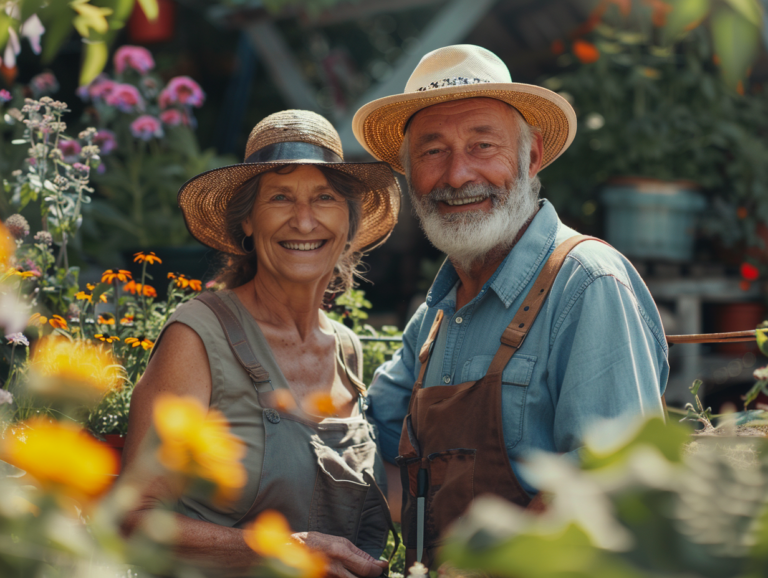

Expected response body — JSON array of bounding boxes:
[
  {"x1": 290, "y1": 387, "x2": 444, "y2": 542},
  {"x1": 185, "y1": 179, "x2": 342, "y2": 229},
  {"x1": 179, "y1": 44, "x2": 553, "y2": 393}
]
[{"x1": 601, "y1": 181, "x2": 706, "y2": 261}]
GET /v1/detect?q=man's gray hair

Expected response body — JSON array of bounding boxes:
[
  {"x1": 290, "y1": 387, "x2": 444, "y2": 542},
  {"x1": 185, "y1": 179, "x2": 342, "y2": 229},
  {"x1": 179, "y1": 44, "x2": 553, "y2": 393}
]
[{"x1": 398, "y1": 105, "x2": 542, "y2": 197}]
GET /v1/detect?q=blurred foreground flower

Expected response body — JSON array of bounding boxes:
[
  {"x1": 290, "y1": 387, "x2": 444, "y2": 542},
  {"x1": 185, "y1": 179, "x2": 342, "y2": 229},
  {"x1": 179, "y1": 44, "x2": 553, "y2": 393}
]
[
  {"x1": 0, "y1": 221, "x2": 17, "y2": 267},
  {"x1": 304, "y1": 392, "x2": 338, "y2": 417},
  {"x1": 29, "y1": 336, "x2": 120, "y2": 399},
  {"x1": 153, "y1": 394, "x2": 246, "y2": 500},
  {"x1": 244, "y1": 510, "x2": 327, "y2": 578},
  {"x1": 0, "y1": 418, "x2": 118, "y2": 499}
]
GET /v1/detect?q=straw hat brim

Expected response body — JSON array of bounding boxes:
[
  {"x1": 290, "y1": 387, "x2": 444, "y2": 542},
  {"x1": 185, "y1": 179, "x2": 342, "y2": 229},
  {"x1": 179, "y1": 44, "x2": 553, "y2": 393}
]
[
  {"x1": 178, "y1": 159, "x2": 401, "y2": 256},
  {"x1": 352, "y1": 82, "x2": 577, "y2": 175}
]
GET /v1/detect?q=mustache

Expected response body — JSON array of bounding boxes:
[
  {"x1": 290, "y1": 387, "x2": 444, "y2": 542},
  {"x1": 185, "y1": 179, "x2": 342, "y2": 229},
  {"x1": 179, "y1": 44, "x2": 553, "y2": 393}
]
[{"x1": 419, "y1": 182, "x2": 507, "y2": 204}]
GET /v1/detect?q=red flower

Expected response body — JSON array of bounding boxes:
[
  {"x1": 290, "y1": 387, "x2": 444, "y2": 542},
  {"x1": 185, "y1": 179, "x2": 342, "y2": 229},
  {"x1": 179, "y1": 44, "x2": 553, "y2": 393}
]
[
  {"x1": 573, "y1": 40, "x2": 600, "y2": 64},
  {"x1": 741, "y1": 263, "x2": 760, "y2": 281}
]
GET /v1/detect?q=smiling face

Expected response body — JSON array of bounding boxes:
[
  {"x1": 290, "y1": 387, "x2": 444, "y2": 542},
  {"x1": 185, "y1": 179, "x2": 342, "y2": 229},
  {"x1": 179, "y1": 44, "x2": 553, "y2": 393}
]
[
  {"x1": 242, "y1": 165, "x2": 350, "y2": 286},
  {"x1": 402, "y1": 98, "x2": 545, "y2": 271}
]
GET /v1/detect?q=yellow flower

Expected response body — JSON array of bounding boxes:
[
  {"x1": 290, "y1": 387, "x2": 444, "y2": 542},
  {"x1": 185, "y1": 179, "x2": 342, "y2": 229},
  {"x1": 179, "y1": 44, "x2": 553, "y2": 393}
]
[
  {"x1": 153, "y1": 394, "x2": 247, "y2": 500},
  {"x1": 0, "y1": 221, "x2": 16, "y2": 268},
  {"x1": 28, "y1": 313, "x2": 48, "y2": 327},
  {"x1": 29, "y1": 336, "x2": 120, "y2": 398},
  {"x1": 0, "y1": 418, "x2": 118, "y2": 499},
  {"x1": 101, "y1": 269, "x2": 132, "y2": 283},
  {"x1": 243, "y1": 510, "x2": 327, "y2": 578},
  {"x1": 125, "y1": 335, "x2": 153, "y2": 350},
  {"x1": 48, "y1": 315, "x2": 68, "y2": 330},
  {"x1": 98, "y1": 314, "x2": 115, "y2": 325},
  {"x1": 94, "y1": 333, "x2": 119, "y2": 344},
  {"x1": 76, "y1": 289, "x2": 108, "y2": 304},
  {"x1": 134, "y1": 251, "x2": 162, "y2": 265},
  {"x1": 7, "y1": 268, "x2": 37, "y2": 279}
]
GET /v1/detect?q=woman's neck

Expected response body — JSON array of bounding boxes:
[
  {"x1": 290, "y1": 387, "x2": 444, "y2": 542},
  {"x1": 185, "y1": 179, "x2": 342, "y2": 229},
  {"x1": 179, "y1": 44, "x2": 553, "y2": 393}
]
[{"x1": 235, "y1": 273, "x2": 332, "y2": 340}]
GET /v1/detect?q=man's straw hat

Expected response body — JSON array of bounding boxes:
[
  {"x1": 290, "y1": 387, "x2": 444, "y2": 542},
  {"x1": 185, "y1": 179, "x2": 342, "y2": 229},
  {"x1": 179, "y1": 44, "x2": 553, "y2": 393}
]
[
  {"x1": 178, "y1": 110, "x2": 401, "y2": 255},
  {"x1": 352, "y1": 45, "x2": 577, "y2": 175}
]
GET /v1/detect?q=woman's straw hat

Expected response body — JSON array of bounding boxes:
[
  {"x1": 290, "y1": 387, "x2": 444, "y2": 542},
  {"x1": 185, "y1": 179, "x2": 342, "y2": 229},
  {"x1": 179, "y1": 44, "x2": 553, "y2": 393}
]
[
  {"x1": 178, "y1": 110, "x2": 401, "y2": 255},
  {"x1": 352, "y1": 45, "x2": 577, "y2": 175}
]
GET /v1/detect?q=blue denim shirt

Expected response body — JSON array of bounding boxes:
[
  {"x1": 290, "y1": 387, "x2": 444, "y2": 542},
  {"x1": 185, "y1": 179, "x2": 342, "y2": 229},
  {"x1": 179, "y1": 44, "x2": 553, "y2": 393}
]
[{"x1": 366, "y1": 200, "x2": 669, "y2": 494}]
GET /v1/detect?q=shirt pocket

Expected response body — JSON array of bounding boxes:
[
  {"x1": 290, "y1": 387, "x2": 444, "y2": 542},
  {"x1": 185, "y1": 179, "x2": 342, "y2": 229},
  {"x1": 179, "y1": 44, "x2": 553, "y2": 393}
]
[{"x1": 460, "y1": 354, "x2": 537, "y2": 451}]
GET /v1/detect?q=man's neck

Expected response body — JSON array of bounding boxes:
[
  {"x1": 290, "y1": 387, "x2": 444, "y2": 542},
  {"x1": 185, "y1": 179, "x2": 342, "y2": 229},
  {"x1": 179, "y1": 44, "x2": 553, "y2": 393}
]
[{"x1": 453, "y1": 209, "x2": 538, "y2": 310}]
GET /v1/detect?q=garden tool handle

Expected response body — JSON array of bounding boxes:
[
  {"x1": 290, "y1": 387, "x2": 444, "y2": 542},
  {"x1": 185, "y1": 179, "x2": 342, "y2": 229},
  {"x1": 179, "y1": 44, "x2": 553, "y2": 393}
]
[{"x1": 666, "y1": 330, "x2": 758, "y2": 345}]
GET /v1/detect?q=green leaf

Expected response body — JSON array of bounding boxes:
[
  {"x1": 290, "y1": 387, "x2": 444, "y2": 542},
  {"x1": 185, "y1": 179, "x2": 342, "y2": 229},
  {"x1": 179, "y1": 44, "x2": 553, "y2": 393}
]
[
  {"x1": 40, "y1": 2, "x2": 76, "y2": 64},
  {"x1": 723, "y1": 0, "x2": 764, "y2": 26},
  {"x1": 581, "y1": 418, "x2": 690, "y2": 470},
  {"x1": 711, "y1": 5, "x2": 760, "y2": 89},
  {"x1": 663, "y1": 0, "x2": 711, "y2": 42},
  {"x1": 137, "y1": 0, "x2": 159, "y2": 20},
  {"x1": 91, "y1": 282, "x2": 112, "y2": 304},
  {"x1": 20, "y1": 0, "x2": 46, "y2": 23},
  {"x1": 757, "y1": 329, "x2": 768, "y2": 357},
  {"x1": 110, "y1": 0, "x2": 136, "y2": 24},
  {"x1": 0, "y1": 13, "x2": 13, "y2": 50},
  {"x1": 80, "y1": 40, "x2": 109, "y2": 86},
  {"x1": 690, "y1": 379, "x2": 703, "y2": 395}
]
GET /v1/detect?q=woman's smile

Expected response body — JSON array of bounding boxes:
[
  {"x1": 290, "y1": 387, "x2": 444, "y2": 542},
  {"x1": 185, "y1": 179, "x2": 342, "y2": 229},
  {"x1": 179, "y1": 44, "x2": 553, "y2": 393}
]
[{"x1": 278, "y1": 240, "x2": 328, "y2": 252}]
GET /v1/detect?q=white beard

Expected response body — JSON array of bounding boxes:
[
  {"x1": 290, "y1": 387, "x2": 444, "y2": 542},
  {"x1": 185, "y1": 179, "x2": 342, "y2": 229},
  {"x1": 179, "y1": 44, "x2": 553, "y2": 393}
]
[{"x1": 408, "y1": 169, "x2": 539, "y2": 273}]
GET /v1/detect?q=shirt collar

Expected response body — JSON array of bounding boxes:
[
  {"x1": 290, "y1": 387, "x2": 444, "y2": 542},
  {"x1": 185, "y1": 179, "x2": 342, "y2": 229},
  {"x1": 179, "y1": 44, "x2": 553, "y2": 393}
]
[{"x1": 426, "y1": 199, "x2": 560, "y2": 309}]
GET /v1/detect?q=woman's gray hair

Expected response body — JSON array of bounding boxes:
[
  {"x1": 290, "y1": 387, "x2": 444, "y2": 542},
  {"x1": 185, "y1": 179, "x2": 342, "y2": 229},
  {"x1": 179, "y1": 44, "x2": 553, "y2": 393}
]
[{"x1": 216, "y1": 165, "x2": 364, "y2": 294}]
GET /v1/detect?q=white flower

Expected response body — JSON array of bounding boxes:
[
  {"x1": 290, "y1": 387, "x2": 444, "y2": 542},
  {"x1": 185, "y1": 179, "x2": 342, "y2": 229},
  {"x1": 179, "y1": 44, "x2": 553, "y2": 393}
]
[
  {"x1": 0, "y1": 388, "x2": 12, "y2": 406},
  {"x1": 5, "y1": 332, "x2": 28, "y2": 346},
  {"x1": 20, "y1": 14, "x2": 44, "y2": 54},
  {"x1": 0, "y1": 292, "x2": 29, "y2": 335}
]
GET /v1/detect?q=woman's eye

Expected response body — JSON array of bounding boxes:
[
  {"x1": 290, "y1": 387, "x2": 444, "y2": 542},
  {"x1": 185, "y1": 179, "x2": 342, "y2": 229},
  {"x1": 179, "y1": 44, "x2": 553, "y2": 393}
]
[
  {"x1": 319, "y1": 194, "x2": 335, "y2": 201},
  {"x1": 272, "y1": 194, "x2": 288, "y2": 201}
]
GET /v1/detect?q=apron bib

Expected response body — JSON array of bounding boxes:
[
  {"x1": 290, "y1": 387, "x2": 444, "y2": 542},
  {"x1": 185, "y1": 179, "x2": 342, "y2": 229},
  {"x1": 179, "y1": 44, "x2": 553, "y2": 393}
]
[
  {"x1": 397, "y1": 236, "x2": 603, "y2": 568},
  {"x1": 197, "y1": 292, "x2": 398, "y2": 559}
]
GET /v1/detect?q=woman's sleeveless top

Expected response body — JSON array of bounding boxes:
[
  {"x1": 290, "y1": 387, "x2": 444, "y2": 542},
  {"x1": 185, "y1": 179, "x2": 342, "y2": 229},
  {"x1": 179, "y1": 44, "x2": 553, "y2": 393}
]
[{"x1": 157, "y1": 290, "x2": 392, "y2": 558}]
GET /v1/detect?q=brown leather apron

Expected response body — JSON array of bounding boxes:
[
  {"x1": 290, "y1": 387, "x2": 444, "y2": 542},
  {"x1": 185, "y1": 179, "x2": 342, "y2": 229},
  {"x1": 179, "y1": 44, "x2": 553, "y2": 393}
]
[{"x1": 396, "y1": 235, "x2": 604, "y2": 568}]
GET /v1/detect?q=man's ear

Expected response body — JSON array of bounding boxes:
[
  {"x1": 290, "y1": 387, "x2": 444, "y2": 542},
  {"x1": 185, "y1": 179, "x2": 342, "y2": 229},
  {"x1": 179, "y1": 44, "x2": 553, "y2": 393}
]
[{"x1": 528, "y1": 130, "x2": 544, "y2": 178}]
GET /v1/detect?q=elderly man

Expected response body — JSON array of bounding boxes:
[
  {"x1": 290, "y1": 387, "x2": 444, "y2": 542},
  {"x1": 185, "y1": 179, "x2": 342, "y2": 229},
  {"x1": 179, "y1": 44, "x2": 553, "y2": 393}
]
[{"x1": 352, "y1": 45, "x2": 669, "y2": 567}]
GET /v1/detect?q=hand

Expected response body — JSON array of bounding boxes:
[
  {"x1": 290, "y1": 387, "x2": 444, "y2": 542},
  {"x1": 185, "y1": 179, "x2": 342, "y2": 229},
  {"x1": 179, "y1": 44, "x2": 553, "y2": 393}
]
[{"x1": 291, "y1": 532, "x2": 388, "y2": 578}]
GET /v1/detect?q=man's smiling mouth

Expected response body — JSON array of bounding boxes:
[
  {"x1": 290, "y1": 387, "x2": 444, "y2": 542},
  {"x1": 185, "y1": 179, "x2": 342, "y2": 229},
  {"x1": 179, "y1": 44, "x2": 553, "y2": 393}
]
[
  {"x1": 443, "y1": 195, "x2": 485, "y2": 206},
  {"x1": 279, "y1": 241, "x2": 327, "y2": 251}
]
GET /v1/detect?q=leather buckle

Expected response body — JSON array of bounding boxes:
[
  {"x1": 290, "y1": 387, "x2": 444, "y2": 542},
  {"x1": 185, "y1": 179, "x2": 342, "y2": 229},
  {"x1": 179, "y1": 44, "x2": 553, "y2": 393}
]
[{"x1": 501, "y1": 326, "x2": 527, "y2": 348}]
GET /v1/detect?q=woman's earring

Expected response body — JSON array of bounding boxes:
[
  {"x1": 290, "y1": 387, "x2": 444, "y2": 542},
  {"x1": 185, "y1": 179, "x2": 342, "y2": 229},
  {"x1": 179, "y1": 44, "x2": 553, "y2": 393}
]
[{"x1": 241, "y1": 235, "x2": 254, "y2": 253}]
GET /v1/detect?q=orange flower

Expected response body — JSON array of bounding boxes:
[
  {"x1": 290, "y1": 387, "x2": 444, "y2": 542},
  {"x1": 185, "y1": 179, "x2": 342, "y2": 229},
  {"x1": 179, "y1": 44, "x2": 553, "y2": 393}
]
[
  {"x1": 573, "y1": 40, "x2": 600, "y2": 64},
  {"x1": 133, "y1": 251, "x2": 162, "y2": 265},
  {"x1": 142, "y1": 284, "x2": 157, "y2": 297},
  {"x1": 98, "y1": 314, "x2": 115, "y2": 325},
  {"x1": 243, "y1": 510, "x2": 327, "y2": 578},
  {"x1": 125, "y1": 336, "x2": 154, "y2": 350},
  {"x1": 101, "y1": 269, "x2": 132, "y2": 283},
  {"x1": 48, "y1": 315, "x2": 67, "y2": 330},
  {"x1": 188, "y1": 279, "x2": 202, "y2": 292},
  {"x1": 94, "y1": 333, "x2": 120, "y2": 344},
  {"x1": 0, "y1": 418, "x2": 119, "y2": 500},
  {"x1": 123, "y1": 281, "x2": 156, "y2": 297},
  {"x1": 169, "y1": 272, "x2": 190, "y2": 289},
  {"x1": 123, "y1": 280, "x2": 138, "y2": 294},
  {"x1": 0, "y1": 221, "x2": 16, "y2": 268},
  {"x1": 304, "y1": 392, "x2": 338, "y2": 417},
  {"x1": 120, "y1": 314, "x2": 135, "y2": 325}
]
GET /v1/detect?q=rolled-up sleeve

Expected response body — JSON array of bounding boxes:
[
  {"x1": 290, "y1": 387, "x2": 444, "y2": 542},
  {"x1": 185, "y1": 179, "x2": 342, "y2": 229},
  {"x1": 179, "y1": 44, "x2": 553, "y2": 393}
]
[
  {"x1": 366, "y1": 304, "x2": 428, "y2": 463},
  {"x1": 548, "y1": 274, "x2": 669, "y2": 454}
]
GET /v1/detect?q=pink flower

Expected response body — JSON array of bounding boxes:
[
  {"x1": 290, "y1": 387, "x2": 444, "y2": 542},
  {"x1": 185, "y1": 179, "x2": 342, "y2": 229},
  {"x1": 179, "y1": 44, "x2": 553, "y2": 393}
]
[
  {"x1": 114, "y1": 46, "x2": 155, "y2": 75},
  {"x1": 93, "y1": 130, "x2": 117, "y2": 155},
  {"x1": 130, "y1": 115, "x2": 164, "y2": 141},
  {"x1": 105, "y1": 83, "x2": 144, "y2": 113},
  {"x1": 0, "y1": 89, "x2": 10, "y2": 103},
  {"x1": 81, "y1": 76, "x2": 117, "y2": 102},
  {"x1": 159, "y1": 76, "x2": 205, "y2": 109},
  {"x1": 29, "y1": 72, "x2": 59, "y2": 98},
  {"x1": 159, "y1": 108, "x2": 188, "y2": 126},
  {"x1": 58, "y1": 140, "x2": 82, "y2": 163}
]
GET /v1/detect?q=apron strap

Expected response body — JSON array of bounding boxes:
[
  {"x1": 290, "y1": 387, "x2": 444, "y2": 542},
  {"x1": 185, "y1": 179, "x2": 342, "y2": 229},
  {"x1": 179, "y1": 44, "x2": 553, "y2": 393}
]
[
  {"x1": 195, "y1": 292, "x2": 271, "y2": 383},
  {"x1": 363, "y1": 470, "x2": 401, "y2": 565},
  {"x1": 414, "y1": 309, "x2": 445, "y2": 390},
  {"x1": 334, "y1": 324, "x2": 367, "y2": 397},
  {"x1": 487, "y1": 235, "x2": 608, "y2": 378}
]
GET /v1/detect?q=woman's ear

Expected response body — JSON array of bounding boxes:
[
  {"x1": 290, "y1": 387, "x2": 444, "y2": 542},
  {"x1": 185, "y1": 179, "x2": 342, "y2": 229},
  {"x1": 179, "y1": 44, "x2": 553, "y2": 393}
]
[{"x1": 241, "y1": 215, "x2": 253, "y2": 237}]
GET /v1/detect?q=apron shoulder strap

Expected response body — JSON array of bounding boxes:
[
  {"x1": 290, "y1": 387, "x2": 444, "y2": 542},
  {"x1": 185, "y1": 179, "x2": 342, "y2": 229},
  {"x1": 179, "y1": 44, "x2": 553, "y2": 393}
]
[
  {"x1": 414, "y1": 309, "x2": 445, "y2": 391},
  {"x1": 334, "y1": 324, "x2": 367, "y2": 397},
  {"x1": 195, "y1": 291, "x2": 271, "y2": 384},
  {"x1": 487, "y1": 235, "x2": 608, "y2": 377}
]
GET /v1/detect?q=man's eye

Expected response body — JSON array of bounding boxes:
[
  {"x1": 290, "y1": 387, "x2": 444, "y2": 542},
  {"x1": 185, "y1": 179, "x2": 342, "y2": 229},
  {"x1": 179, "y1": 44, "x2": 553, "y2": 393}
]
[
  {"x1": 478, "y1": 143, "x2": 492, "y2": 149},
  {"x1": 425, "y1": 148, "x2": 442, "y2": 156}
]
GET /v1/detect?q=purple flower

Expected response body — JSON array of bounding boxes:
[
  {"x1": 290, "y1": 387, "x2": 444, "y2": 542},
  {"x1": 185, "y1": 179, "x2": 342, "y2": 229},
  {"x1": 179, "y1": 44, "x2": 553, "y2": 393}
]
[
  {"x1": 29, "y1": 72, "x2": 59, "y2": 98},
  {"x1": 114, "y1": 45, "x2": 155, "y2": 75},
  {"x1": 159, "y1": 108, "x2": 189, "y2": 126},
  {"x1": 159, "y1": 76, "x2": 205, "y2": 109},
  {"x1": 58, "y1": 140, "x2": 82, "y2": 163},
  {"x1": 130, "y1": 115, "x2": 164, "y2": 141},
  {"x1": 105, "y1": 83, "x2": 144, "y2": 113},
  {"x1": 0, "y1": 89, "x2": 11, "y2": 103},
  {"x1": 93, "y1": 129, "x2": 117, "y2": 155},
  {"x1": 6, "y1": 333, "x2": 29, "y2": 347}
]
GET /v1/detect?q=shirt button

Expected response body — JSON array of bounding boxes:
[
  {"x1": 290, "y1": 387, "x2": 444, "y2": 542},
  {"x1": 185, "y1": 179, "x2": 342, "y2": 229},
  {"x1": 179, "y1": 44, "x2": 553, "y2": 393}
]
[
  {"x1": 443, "y1": 375, "x2": 451, "y2": 384},
  {"x1": 455, "y1": 316, "x2": 463, "y2": 324}
]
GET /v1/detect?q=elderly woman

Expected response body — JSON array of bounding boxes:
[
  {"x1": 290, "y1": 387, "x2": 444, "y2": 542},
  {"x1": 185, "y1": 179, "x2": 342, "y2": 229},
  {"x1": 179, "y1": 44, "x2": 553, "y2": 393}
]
[{"x1": 121, "y1": 110, "x2": 401, "y2": 577}]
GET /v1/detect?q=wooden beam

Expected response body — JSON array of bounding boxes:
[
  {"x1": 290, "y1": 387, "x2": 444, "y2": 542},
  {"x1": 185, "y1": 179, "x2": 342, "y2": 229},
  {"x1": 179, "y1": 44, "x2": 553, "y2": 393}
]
[
  {"x1": 243, "y1": 19, "x2": 321, "y2": 112},
  {"x1": 337, "y1": 0, "x2": 498, "y2": 157}
]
